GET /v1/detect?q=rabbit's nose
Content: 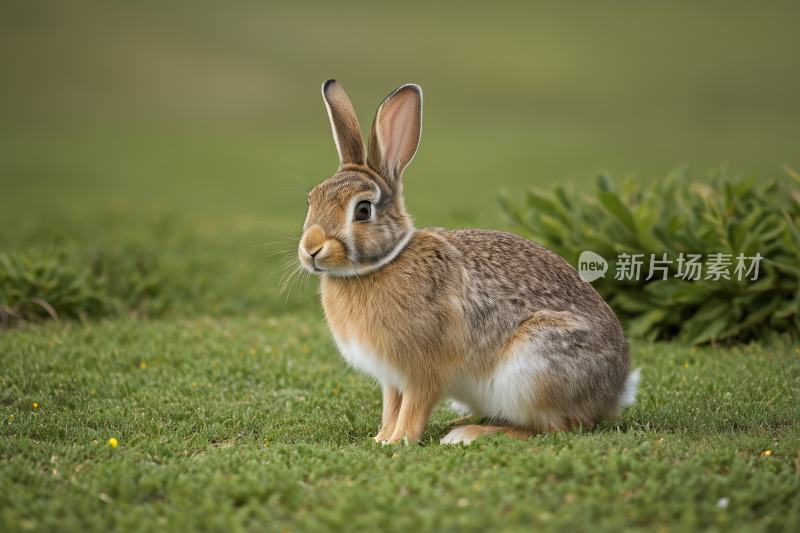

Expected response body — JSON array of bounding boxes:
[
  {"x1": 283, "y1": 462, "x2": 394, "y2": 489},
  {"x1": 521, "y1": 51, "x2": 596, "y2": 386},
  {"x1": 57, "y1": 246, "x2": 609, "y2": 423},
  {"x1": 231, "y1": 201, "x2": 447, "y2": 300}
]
[{"x1": 300, "y1": 225, "x2": 326, "y2": 256}]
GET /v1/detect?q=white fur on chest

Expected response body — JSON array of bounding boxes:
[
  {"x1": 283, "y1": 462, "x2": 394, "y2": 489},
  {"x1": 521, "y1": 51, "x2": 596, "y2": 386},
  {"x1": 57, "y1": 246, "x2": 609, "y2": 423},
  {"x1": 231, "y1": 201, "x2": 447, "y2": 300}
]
[{"x1": 332, "y1": 334, "x2": 406, "y2": 390}]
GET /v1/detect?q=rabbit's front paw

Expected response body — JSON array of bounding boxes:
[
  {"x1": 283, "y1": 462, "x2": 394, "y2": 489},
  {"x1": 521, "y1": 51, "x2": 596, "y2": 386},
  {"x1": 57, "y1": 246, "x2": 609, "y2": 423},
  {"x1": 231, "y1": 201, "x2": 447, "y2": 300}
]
[{"x1": 374, "y1": 428, "x2": 394, "y2": 442}]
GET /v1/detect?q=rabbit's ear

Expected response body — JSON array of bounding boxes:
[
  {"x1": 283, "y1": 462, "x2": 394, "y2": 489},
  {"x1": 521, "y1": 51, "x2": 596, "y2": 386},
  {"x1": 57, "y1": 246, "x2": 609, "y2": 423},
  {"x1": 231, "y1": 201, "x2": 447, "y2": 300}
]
[
  {"x1": 367, "y1": 84, "x2": 422, "y2": 185},
  {"x1": 322, "y1": 79, "x2": 366, "y2": 167}
]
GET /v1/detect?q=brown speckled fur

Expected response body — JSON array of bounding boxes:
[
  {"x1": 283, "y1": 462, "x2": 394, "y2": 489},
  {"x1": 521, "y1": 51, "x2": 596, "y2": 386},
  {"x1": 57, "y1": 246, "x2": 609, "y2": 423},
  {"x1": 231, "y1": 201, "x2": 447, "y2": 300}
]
[{"x1": 298, "y1": 80, "x2": 633, "y2": 445}]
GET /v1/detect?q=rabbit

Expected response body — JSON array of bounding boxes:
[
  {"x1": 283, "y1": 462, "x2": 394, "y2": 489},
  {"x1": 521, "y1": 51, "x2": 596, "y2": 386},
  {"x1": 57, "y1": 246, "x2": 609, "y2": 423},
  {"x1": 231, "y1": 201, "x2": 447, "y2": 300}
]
[{"x1": 298, "y1": 79, "x2": 639, "y2": 445}]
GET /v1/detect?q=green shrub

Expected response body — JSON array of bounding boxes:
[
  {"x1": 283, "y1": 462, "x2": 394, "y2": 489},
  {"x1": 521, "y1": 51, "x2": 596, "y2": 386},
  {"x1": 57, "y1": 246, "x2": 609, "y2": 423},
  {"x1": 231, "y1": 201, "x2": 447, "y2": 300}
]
[
  {"x1": 500, "y1": 166, "x2": 800, "y2": 344},
  {"x1": 0, "y1": 246, "x2": 108, "y2": 324},
  {"x1": 0, "y1": 237, "x2": 166, "y2": 327},
  {"x1": 0, "y1": 223, "x2": 311, "y2": 326}
]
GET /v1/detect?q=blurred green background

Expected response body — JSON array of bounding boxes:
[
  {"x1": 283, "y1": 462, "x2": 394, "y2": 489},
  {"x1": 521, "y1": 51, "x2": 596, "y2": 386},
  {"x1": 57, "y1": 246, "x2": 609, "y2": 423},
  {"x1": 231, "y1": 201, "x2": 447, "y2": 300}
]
[{"x1": 1, "y1": 0, "x2": 799, "y2": 317}]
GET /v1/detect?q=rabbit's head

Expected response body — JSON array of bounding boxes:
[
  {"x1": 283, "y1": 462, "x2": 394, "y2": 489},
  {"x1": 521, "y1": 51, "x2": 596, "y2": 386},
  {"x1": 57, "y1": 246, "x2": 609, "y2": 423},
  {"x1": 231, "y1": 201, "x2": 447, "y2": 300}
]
[{"x1": 299, "y1": 80, "x2": 422, "y2": 277}]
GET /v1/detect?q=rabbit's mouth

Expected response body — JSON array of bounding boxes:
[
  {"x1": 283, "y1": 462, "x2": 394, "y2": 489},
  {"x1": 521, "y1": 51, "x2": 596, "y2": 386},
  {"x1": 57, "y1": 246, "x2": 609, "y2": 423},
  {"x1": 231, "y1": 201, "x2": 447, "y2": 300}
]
[
  {"x1": 300, "y1": 244, "x2": 332, "y2": 275},
  {"x1": 309, "y1": 261, "x2": 325, "y2": 274},
  {"x1": 302, "y1": 252, "x2": 326, "y2": 275},
  {"x1": 299, "y1": 226, "x2": 353, "y2": 275}
]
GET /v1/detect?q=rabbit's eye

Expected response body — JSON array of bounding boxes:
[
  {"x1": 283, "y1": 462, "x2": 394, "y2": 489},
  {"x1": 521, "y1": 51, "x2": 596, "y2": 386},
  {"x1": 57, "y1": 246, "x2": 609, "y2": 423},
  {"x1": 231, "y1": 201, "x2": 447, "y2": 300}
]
[{"x1": 354, "y1": 201, "x2": 371, "y2": 221}]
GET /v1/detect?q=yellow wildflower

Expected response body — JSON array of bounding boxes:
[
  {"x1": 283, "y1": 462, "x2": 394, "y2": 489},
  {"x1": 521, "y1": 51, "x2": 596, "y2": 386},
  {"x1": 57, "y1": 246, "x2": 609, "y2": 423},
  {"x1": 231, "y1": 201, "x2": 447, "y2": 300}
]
[{"x1": 109, "y1": 438, "x2": 118, "y2": 448}]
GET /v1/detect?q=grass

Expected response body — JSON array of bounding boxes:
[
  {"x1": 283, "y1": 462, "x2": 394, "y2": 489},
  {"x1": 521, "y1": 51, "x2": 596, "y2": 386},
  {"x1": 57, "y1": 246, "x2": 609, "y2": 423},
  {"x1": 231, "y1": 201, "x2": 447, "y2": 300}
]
[{"x1": 1, "y1": 315, "x2": 799, "y2": 532}]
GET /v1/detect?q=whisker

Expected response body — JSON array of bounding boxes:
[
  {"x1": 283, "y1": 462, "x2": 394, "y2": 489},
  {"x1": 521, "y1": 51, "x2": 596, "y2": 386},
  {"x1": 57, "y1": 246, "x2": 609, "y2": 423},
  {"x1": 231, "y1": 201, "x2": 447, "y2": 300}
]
[
  {"x1": 299, "y1": 271, "x2": 308, "y2": 299},
  {"x1": 273, "y1": 252, "x2": 295, "y2": 263},
  {"x1": 283, "y1": 159, "x2": 313, "y2": 188},
  {"x1": 257, "y1": 222, "x2": 301, "y2": 238},
  {"x1": 348, "y1": 263, "x2": 366, "y2": 291},
  {"x1": 273, "y1": 255, "x2": 299, "y2": 271},
  {"x1": 281, "y1": 266, "x2": 304, "y2": 305},
  {"x1": 262, "y1": 233, "x2": 299, "y2": 241},
  {"x1": 284, "y1": 188, "x2": 311, "y2": 196},
  {"x1": 276, "y1": 270, "x2": 300, "y2": 294},
  {"x1": 271, "y1": 259, "x2": 297, "y2": 276},
  {"x1": 301, "y1": 271, "x2": 313, "y2": 299},
  {"x1": 260, "y1": 249, "x2": 295, "y2": 260},
  {"x1": 264, "y1": 258, "x2": 300, "y2": 282},
  {"x1": 264, "y1": 264, "x2": 296, "y2": 283},
  {"x1": 295, "y1": 270, "x2": 309, "y2": 297},
  {"x1": 306, "y1": 274, "x2": 315, "y2": 302},
  {"x1": 278, "y1": 261, "x2": 302, "y2": 288},
  {"x1": 261, "y1": 246, "x2": 294, "y2": 254},
  {"x1": 283, "y1": 265, "x2": 303, "y2": 293},
  {"x1": 252, "y1": 241, "x2": 300, "y2": 247},
  {"x1": 280, "y1": 169, "x2": 312, "y2": 191}
]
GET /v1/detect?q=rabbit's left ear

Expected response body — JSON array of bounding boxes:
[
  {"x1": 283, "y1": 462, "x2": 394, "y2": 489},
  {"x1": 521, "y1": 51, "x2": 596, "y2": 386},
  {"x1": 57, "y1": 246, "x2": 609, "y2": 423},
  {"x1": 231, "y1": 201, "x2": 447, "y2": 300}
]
[
  {"x1": 367, "y1": 84, "x2": 422, "y2": 186},
  {"x1": 322, "y1": 79, "x2": 366, "y2": 167}
]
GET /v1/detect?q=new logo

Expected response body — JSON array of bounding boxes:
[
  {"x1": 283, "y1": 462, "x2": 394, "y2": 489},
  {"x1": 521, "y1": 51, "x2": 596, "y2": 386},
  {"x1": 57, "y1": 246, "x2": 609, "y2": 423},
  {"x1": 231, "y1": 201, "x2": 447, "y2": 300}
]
[{"x1": 579, "y1": 251, "x2": 608, "y2": 282}]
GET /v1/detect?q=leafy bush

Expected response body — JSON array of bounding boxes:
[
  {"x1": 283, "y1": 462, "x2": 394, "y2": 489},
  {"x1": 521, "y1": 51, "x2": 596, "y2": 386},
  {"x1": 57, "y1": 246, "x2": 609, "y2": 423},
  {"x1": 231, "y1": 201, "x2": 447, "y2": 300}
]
[
  {"x1": 0, "y1": 237, "x2": 166, "y2": 327},
  {"x1": 0, "y1": 247, "x2": 109, "y2": 324},
  {"x1": 0, "y1": 222, "x2": 311, "y2": 327},
  {"x1": 500, "y1": 166, "x2": 800, "y2": 344}
]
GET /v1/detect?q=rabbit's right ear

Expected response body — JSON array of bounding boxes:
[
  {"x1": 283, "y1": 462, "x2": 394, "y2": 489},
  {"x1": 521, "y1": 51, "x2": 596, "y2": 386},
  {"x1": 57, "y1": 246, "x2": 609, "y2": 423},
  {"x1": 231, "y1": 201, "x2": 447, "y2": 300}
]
[
  {"x1": 366, "y1": 84, "x2": 422, "y2": 186},
  {"x1": 321, "y1": 79, "x2": 366, "y2": 168}
]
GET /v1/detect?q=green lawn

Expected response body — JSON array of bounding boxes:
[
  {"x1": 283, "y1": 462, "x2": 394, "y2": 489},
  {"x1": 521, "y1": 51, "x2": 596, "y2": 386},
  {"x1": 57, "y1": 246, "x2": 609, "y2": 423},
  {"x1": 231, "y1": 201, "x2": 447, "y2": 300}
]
[{"x1": 1, "y1": 316, "x2": 798, "y2": 532}]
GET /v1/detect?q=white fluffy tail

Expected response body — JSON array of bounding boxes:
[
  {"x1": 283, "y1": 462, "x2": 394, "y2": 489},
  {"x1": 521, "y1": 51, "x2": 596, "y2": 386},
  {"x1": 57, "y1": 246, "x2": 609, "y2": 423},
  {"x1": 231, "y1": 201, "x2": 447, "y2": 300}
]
[{"x1": 618, "y1": 368, "x2": 641, "y2": 410}]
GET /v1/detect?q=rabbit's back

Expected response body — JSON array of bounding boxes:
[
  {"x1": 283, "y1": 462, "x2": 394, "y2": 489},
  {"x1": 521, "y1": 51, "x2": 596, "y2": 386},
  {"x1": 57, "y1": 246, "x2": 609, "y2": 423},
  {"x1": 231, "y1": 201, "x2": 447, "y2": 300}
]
[{"x1": 442, "y1": 227, "x2": 625, "y2": 345}]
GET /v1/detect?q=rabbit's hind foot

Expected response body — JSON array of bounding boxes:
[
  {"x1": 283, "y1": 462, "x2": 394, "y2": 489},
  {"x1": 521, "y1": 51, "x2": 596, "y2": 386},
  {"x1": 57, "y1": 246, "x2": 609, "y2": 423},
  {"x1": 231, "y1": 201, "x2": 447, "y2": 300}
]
[{"x1": 440, "y1": 425, "x2": 534, "y2": 445}]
